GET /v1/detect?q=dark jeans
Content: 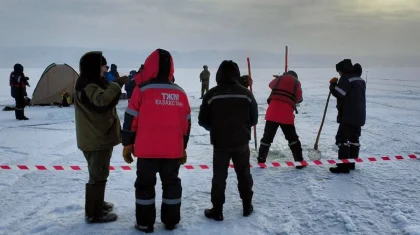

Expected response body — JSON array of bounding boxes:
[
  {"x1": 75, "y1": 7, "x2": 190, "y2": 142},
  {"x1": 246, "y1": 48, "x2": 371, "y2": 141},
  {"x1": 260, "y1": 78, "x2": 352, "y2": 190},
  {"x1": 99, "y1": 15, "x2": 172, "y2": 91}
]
[{"x1": 211, "y1": 145, "x2": 253, "y2": 208}]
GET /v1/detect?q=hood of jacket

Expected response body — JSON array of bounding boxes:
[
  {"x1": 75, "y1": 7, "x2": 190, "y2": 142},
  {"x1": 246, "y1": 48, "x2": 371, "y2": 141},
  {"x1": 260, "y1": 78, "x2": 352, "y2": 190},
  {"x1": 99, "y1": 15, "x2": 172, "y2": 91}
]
[
  {"x1": 13, "y1": 63, "x2": 24, "y2": 74},
  {"x1": 215, "y1": 60, "x2": 240, "y2": 85},
  {"x1": 134, "y1": 49, "x2": 174, "y2": 85},
  {"x1": 110, "y1": 64, "x2": 117, "y2": 72},
  {"x1": 336, "y1": 59, "x2": 353, "y2": 75}
]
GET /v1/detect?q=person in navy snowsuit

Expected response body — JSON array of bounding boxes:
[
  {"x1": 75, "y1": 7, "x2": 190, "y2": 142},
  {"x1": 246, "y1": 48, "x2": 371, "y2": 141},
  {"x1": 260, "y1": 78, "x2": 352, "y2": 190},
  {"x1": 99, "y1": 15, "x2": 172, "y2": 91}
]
[
  {"x1": 329, "y1": 59, "x2": 366, "y2": 173},
  {"x1": 9, "y1": 63, "x2": 29, "y2": 120}
]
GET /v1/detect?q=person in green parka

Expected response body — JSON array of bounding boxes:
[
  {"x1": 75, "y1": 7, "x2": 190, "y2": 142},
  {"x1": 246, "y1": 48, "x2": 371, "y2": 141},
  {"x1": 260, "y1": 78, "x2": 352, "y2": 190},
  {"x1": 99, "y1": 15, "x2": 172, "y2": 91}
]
[{"x1": 74, "y1": 51, "x2": 127, "y2": 224}]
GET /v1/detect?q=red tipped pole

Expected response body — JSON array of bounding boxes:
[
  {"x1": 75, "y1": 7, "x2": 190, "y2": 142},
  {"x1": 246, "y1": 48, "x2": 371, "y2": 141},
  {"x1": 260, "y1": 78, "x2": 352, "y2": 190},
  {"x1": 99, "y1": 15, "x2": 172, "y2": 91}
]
[
  {"x1": 285, "y1": 46, "x2": 288, "y2": 72},
  {"x1": 247, "y1": 57, "x2": 258, "y2": 151}
]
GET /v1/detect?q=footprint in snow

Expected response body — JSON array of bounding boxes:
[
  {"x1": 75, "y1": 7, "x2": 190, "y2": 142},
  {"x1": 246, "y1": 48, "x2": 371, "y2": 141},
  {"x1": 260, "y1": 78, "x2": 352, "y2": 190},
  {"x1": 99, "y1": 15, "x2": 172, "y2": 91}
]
[{"x1": 50, "y1": 204, "x2": 83, "y2": 215}]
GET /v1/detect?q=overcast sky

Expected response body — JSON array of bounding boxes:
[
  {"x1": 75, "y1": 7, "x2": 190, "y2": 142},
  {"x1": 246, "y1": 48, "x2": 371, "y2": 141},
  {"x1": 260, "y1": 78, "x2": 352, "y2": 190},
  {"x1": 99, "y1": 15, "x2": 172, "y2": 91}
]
[{"x1": 1, "y1": 0, "x2": 419, "y2": 56}]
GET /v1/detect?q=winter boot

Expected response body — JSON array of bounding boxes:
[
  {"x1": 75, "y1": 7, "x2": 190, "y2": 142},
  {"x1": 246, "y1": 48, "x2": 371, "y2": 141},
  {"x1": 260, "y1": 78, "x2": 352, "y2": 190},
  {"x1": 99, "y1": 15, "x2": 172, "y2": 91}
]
[
  {"x1": 330, "y1": 142, "x2": 351, "y2": 173},
  {"x1": 349, "y1": 142, "x2": 360, "y2": 170},
  {"x1": 20, "y1": 109, "x2": 28, "y2": 120},
  {"x1": 103, "y1": 201, "x2": 114, "y2": 212},
  {"x1": 85, "y1": 183, "x2": 118, "y2": 223},
  {"x1": 135, "y1": 223, "x2": 154, "y2": 233},
  {"x1": 165, "y1": 224, "x2": 176, "y2": 231},
  {"x1": 204, "y1": 206, "x2": 224, "y2": 221},
  {"x1": 329, "y1": 164, "x2": 350, "y2": 174},
  {"x1": 14, "y1": 109, "x2": 20, "y2": 120},
  {"x1": 243, "y1": 202, "x2": 254, "y2": 217},
  {"x1": 16, "y1": 109, "x2": 28, "y2": 120},
  {"x1": 257, "y1": 143, "x2": 270, "y2": 163},
  {"x1": 289, "y1": 141, "x2": 306, "y2": 169}
]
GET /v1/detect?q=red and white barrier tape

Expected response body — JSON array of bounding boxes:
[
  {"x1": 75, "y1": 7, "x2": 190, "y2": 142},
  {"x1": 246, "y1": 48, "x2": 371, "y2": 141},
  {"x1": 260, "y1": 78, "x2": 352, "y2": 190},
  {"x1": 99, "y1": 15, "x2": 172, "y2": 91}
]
[{"x1": 0, "y1": 154, "x2": 418, "y2": 171}]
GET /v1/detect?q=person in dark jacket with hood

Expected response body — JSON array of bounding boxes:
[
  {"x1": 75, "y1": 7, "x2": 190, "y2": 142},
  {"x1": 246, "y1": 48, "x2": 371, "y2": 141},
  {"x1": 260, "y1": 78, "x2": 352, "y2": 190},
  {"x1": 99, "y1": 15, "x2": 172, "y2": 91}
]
[
  {"x1": 9, "y1": 63, "x2": 29, "y2": 120},
  {"x1": 329, "y1": 59, "x2": 366, "y2": 173},
  {"x1": 74, "y1": 51, "x2": 128, "y2": 224},
  {"x1": 198, "y1": 60, "x2": 258, "y2": 221}
]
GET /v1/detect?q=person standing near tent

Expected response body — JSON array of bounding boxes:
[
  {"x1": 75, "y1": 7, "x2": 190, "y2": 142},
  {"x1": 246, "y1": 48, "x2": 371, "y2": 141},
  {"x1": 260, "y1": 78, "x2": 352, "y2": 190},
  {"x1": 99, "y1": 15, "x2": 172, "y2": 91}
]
[
  {"x1": 74, "y1": 51, "x2": 128, "y2": 224},
  {"x1": 199, "y1": 65, "x2": 210, "y2": 99},
  {"x1": 257, "y1": 70, "x2": 305, "y2": 169},
  {"x1": 198, "y1": 60, "x2": 258, "y2": 221},
  {"x1": 329, "y1": 59, "x2": 366, "y2": 174},
  {"x1": 61, "y1": 91, "x2": 72, "y2": 107},
  {"x1": 9, "y1": 63, "x2": 29, "y2": 120},
  {"x1": 121, "y1": 49, "x2": 191, "y2": 232}
]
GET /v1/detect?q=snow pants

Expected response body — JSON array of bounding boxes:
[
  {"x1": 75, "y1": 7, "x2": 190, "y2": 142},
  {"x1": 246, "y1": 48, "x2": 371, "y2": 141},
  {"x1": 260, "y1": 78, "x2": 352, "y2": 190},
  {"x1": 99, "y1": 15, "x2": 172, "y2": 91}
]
[
  {"x1": 135, "y1": 158, "x2": 182, "y2": 227},
  {"x1": 14, "y1": 96, "x2": 26, "y2": 119},
  {"x1": 83, "y1": 148, "x2": 113, "y2": 184},
  {"x1": 336, "y1": 124, "x2": 361, "y2": 160},
  {"x1": 258, "y1": 121, "x2": 303, "y2": 162},
  {"x1": 211, "y1": 145, "x2": 253, "y2": 208}
]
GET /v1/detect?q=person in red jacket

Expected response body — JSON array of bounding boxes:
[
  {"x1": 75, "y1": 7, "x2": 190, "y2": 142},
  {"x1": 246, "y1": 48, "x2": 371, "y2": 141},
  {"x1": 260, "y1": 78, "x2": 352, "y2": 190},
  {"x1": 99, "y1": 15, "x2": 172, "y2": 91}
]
[
  {"x1": 121, "y1": 49, "x2": 191, "y2": 233},
  {"x1": 257, "y1": 70, "x2": 306, "y2": 169}
]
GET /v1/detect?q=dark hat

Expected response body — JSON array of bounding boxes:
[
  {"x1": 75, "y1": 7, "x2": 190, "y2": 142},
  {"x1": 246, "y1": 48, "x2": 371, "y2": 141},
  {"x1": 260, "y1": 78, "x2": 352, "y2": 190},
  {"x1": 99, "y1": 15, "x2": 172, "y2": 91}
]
[
  {"x1": 336, "y1": 59, "x2": 353, "y2": 74},
  {"x1": 216, "y1": 60, "x2": 240, "y2": 84},
  {"x1": 353, "y1": 63, "x2": 362, "y2": 77},
  {"x1": 79, "y1": 51, "x2": 106, "y2": 80},
  {"x1": 284, "y1": 70, "x2": 298, "y2": 79}
]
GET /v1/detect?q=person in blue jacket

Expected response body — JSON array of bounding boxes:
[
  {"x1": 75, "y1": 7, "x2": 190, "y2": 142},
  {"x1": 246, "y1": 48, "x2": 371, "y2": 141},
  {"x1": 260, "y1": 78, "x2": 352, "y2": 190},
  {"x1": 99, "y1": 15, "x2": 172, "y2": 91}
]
[
  {"x1": 104, "y1": 66, "x2": 115, "y2": 82},
  {"x1": 109, "y1": 64, "x2": 119, "y2": 80},
  {"x1": 329, "y1": 59, "x2": 366, "y2": 173}
]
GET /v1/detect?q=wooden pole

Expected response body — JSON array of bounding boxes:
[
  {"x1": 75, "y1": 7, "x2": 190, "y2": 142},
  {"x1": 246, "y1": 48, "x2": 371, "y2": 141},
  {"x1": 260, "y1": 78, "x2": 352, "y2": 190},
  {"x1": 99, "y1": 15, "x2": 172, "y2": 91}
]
[{"x1": 314, "y1": 92, "x2": 331, "y2": 150}]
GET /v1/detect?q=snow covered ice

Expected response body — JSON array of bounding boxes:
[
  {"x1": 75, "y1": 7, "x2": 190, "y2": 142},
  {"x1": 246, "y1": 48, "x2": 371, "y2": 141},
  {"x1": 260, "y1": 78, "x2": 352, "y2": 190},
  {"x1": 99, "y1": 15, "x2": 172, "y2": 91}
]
[{"x1": 1, "y1": 67, "x2": 420, "y2": 235}]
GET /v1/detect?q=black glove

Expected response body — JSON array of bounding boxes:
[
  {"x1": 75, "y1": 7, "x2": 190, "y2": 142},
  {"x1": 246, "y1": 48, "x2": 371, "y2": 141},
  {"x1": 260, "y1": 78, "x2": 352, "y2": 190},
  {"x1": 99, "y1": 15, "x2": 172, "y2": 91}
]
[
  {"x1": 114, "y1": 76, "x2": 128, "y2": 88},
  {"x1": 179, "y1": 150, "x2": 187, "y2": 165},
  {"x1": 329, "y1": 82, "x2": 336, "y2": 92},
  {"x1": 267, "y1": 98, "x2": 271, "y2": 105}
]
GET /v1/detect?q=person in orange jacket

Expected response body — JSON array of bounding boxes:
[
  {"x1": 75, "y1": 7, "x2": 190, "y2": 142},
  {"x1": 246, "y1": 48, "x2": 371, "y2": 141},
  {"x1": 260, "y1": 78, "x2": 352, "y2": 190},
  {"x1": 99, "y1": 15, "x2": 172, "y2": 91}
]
[{"x1": 257, "y1": 70, "x2": 306, "y2": 169}]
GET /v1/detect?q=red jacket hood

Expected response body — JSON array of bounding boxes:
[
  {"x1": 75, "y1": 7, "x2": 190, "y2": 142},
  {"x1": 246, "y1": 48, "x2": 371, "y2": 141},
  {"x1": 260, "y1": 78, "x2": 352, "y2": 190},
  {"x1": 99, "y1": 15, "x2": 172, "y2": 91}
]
[{"x1": 135, "y1": 49, "x2": 175, "y2": 85}]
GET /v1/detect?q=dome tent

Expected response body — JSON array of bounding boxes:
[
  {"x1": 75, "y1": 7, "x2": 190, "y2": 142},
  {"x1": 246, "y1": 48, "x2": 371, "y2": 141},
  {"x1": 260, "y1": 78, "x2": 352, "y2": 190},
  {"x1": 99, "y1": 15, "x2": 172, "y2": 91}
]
[{"x1": 31, "y1": 63, "x2": 79, "y2": 105}]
